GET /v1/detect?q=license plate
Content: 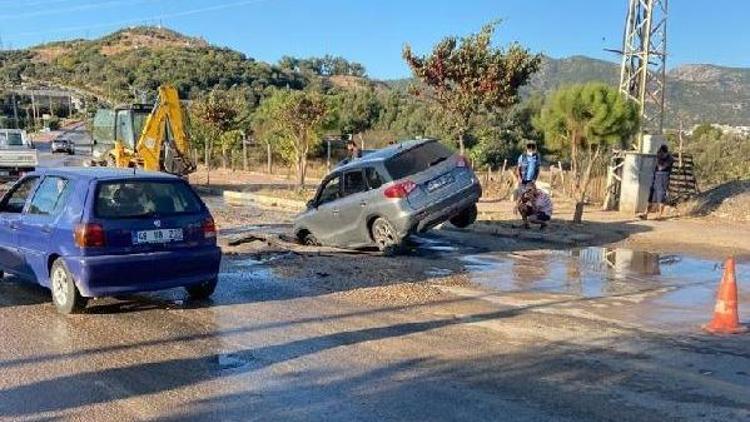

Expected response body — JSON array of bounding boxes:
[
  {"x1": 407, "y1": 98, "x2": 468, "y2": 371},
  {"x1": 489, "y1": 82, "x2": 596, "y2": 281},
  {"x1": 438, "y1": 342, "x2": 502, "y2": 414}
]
[
  {"x1": 427, "y1": 174, "x2": 455, "y2": 192},
  {"x1": 132, "y1": 228, "x2": 184, "y2": 244}
]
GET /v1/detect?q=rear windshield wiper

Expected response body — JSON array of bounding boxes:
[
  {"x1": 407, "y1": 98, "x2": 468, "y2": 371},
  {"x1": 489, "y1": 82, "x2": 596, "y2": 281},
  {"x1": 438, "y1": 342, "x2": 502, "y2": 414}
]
[{"x1": 428, "y1": 156, "x2": 448, "y2": 167}]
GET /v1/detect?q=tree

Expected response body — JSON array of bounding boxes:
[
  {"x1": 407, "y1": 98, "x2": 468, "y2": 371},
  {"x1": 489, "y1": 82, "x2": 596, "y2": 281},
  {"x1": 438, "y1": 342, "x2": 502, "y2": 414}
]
[
  {"x1": 403, "y1": 21, "x2": 541, "y2": 154},
  {"x1": 253, "y1": 89, "x2": 328, "y2": 188},
  {"x1": 189, "y1": 88, "x2": 251, "y2": 175},
  {"x1": 536, "y1": 83, "x2": 640, "y2": 223},
  {"x1": 331, "y1": 88, "x2": 382, "y2": 148}
]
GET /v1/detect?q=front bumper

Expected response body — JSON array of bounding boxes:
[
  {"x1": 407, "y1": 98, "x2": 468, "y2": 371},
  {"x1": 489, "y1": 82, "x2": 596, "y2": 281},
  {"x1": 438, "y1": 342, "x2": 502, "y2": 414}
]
[{"x1": 66, "y1": 246, "x2": 222, "y2": 297}]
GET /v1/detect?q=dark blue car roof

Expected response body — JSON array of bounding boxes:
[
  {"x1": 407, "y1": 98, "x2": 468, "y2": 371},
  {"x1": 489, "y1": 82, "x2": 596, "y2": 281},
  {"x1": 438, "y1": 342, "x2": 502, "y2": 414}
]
[{"x1": 29, "y1": 167, "x2": 181, "y2": 181}]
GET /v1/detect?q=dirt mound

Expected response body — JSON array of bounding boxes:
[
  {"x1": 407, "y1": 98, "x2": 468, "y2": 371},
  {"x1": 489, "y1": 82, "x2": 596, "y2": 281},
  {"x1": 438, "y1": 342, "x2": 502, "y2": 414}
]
[{"x1": 678, "y1": 180, "x2": 750, "y2": 221}]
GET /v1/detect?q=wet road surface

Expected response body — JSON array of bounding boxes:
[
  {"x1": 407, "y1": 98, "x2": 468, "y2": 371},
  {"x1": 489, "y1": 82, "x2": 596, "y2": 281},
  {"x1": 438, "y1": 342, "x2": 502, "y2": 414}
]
[{"x1": 1, "y1": 179, "x2": 750, "y2": 419}]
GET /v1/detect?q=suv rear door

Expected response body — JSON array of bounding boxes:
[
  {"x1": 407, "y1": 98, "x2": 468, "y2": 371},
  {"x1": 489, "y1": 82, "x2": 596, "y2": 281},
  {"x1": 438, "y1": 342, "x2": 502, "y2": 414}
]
[{"x1": 335, "y1": 168, "x2": 371, "y2": 246}]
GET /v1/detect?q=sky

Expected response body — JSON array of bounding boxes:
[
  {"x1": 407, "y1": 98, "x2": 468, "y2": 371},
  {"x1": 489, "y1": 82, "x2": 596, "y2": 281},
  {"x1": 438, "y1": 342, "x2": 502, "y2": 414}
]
[{"x1": 0, "y1": 0, "x2": 748, "y2": 80}]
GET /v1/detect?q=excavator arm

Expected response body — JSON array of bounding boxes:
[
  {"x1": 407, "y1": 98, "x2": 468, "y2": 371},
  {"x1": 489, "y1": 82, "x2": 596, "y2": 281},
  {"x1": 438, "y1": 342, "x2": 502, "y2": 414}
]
[{"x1": 135, "y1": 85, "x2": 195, "y2": 176}]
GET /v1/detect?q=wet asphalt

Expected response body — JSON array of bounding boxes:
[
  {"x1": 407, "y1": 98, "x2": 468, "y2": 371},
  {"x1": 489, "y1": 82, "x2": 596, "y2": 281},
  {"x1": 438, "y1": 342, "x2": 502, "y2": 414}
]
[{"x1": 2, "y1": 225, "x2": 750, "y2": 420}]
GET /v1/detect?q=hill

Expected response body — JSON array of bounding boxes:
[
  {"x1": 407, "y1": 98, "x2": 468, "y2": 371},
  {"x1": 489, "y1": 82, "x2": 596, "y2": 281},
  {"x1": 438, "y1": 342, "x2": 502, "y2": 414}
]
[
  {"x1": 0, "y1": 27, "x2": 305, "y2": 104},
  {"x1": 532, "y1": 56, "x2": 750, "y2": 127}
]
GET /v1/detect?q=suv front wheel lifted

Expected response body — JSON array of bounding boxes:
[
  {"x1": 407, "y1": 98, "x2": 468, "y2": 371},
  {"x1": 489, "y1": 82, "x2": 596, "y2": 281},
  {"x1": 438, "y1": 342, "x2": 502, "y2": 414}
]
[
  {"x1": 50, "y1": 259, "x2": 88, "y2": 314},
  {"x1": 450, "y1": 204, "x2": 478, "y2": 228}
]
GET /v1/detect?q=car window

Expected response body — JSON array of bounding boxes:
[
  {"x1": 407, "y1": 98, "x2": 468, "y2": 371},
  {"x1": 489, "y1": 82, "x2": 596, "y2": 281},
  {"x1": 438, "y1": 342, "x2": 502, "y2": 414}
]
[
  {"x1": 0, "y1": 177, "x2": 39, "y2": 213},
  {"x1": 343, "y1": 170, "x2": 367, "y2": 197},
  {"x1": 365, "y1": 168, "x2": 385, "y2": 189},
  {"x1": 0, "y1": 132, "x2": 24, "y2": 147},
  {"x1": 95, "y1": 180, "x2": 203, "y2": 218},
  {"x1": 317, "y1": 175, "x2": 341, "y2": 206},
  {"x1": 384, "y1": 141, "x2": 453, "y2": 180},
  {"x1": 28, "y1": 177, "x2": 71, "y2": 216}
]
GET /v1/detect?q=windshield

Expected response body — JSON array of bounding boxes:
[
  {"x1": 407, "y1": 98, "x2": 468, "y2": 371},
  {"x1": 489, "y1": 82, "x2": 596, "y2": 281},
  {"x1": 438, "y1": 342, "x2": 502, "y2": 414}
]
[
  {"x1": 95, "y1": 180, "x2": 203, "y2": 218},
  {"x1": 0, "y1": 132, "x2": 25, "y2": 147},
  {"x1": 384, "y1": 141, "x2": 454, "y2": 180},
  {"x1": 132, "y1": 110, "x2": 150, "y2": 140}
]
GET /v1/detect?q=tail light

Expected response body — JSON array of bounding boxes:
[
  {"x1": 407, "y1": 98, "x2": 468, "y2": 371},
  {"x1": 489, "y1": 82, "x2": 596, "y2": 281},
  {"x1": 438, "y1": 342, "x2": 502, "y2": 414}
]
[
  {"x1": 384, "y1": 180, "x2": 417, "y2": 199},
  {"x1": 456, "y1": 155, "x2": 469, "y2": 168},
  {"x1": 74, "y1": 223, "x2": 105, "y2": 248},
  {"x1": 202, "y1": 217, "x2": 217, "y2": 238}
]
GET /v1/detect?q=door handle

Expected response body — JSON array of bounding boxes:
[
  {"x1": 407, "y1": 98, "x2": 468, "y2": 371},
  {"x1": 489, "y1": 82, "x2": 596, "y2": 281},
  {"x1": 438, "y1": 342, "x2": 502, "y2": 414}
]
[
  {"x1": 42, "y1": 225, "x2": 53, "y2": 234},
  {"x1": 332, "y1": 208, "x2": 340, "y2": 215},
  {"x1": 9, "y1": 222, "x2": 20, "y2": 230},
  {"x1": 360, "y1": 202, "x2": 367, "y2": 208}
]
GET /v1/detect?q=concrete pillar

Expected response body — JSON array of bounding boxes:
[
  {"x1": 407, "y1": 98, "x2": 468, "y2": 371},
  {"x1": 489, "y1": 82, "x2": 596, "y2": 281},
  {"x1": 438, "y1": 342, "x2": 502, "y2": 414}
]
[
  {"x1": 619, "y1": 151, "x2": 656, "y2": 215},
  {"x1": 641, "y1": 134, "x2": 667, "y2": 154}
]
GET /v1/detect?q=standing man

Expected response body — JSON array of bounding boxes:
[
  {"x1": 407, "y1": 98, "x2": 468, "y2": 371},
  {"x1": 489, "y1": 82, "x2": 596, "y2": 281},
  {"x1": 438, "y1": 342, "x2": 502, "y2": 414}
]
[{"x1": 516, "y1": 141, "x2": 541, "y2": 186}]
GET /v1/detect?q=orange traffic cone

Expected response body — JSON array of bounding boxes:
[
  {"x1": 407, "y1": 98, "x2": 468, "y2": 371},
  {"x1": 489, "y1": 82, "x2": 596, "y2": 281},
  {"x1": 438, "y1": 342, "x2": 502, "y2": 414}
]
[{"x1": 704, "y1": 257, "x2": 747, "y2": 334}]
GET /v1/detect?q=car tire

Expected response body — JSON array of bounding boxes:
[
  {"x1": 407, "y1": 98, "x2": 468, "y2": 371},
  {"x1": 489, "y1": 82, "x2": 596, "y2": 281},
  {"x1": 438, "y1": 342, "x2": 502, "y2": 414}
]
[
  {"x1": 50, "y1": 259, "x2": 88, "y2": 314},
  {"x1": 371, "y1": 217, "x2": 402, "y2": 256},
  {"x1": 450, "y1": 204, "x2": 478, "y2": 228},
  {"x1": 186, "y1": 278, "x2": 218, "y2": 300},
  {"x1": 300, "y1": 232, "x2": 320, "y2": 246}
]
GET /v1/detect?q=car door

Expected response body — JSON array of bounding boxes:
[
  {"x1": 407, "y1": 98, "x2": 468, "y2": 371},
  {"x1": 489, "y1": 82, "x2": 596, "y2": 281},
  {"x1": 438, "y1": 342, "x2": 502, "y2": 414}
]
[
  {"x1": 305, "y1": 173, "x2": 344, "y2": 246},
  {"x1": 336, "y1": 169, "x2": 371, "y2": 246},
  {"x1": 17, "y1": 176, "x2": 73, "y2": 285},
  {"x1": 0, "y1": 176, "x2": 40, "y2": 277}
]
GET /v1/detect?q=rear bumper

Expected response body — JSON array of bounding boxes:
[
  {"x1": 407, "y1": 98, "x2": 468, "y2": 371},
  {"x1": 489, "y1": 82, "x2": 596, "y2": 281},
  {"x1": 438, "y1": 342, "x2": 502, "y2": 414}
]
[
  {"x1": 66, "y1": 246, "x2": 222, "y2": 297},
  {"x1": 398, "y1": 183, "x2": 482, "y2": 236}
]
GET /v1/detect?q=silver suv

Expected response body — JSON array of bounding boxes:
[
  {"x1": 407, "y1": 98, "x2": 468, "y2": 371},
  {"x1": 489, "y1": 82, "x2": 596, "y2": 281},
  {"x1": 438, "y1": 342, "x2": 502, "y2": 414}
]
[{"x1": 294, "y1": 140, "x2": 482, "y2": 254}]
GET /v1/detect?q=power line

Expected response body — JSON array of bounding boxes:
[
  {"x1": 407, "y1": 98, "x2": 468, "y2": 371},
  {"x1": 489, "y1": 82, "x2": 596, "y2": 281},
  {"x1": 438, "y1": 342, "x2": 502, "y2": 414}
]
[
  {"x1": 0, "y1": 0, "x2": 171, "y2": 20},
  {"x1": 11, "y1": 0, "x2": 271, "y2": 39}
]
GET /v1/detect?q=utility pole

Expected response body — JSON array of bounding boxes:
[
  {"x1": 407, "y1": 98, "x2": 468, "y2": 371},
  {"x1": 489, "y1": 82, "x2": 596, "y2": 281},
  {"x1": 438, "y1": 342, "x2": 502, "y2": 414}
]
[
  {"x1": 618, "y1": 0, "x2": 668, "y2": 150},
  {"x1": 11, "y1": 92, "x2": 19, "y2": 128}
]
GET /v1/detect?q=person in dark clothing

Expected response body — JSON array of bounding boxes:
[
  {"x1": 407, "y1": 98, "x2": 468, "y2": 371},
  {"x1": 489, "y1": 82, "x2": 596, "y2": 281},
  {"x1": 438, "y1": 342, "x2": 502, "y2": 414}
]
[{"x1": 642, "y1": 144, "x2": 674, "y2": 220}]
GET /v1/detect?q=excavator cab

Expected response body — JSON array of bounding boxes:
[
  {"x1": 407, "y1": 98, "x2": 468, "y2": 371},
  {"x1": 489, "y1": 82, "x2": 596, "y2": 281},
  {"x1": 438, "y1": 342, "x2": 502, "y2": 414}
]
[
  {"x1": 96, "y1": 85, "x2": 195, "y2": 176},
  {"x1": 113, "y1": 104, "x2": 152, "y2": 151}
]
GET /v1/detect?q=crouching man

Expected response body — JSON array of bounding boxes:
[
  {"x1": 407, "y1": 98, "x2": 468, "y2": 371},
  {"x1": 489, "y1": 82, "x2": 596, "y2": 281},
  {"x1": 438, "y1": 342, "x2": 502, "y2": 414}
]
[{"x1": 517, "y1": 183, "x2": 553, "y2": 229}]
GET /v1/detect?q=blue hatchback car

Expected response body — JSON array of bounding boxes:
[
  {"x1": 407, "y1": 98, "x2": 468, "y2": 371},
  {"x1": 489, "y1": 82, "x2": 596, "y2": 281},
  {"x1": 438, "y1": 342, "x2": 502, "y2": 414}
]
[{"x1": 0, "y1": 168, "x2": 221, "y2": 314}]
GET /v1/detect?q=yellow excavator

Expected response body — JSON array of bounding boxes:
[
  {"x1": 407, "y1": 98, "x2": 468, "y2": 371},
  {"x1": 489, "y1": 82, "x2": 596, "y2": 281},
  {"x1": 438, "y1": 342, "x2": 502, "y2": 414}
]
[{"x1": 91, "y1": 85, "x2": 195, "y2": 176}]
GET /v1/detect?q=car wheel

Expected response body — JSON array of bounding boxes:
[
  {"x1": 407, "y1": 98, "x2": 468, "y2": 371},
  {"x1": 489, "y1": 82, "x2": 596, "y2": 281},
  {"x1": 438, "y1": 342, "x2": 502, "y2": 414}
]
[
  {"x1": 300, "y1": 232, "x2": 320, "y2": 246},
  {"x1": 50, "y1": 259, "x2": 88, "y2": 314},
  {"x1": 450, "y1": 204, "x2": 478, "y2": 228},
  {"x1": 371, "y1": 217, "x2": 402, "y2": 256},
  {"x1": 186, "y1": 278, "x2": 218, "y2": 300}
]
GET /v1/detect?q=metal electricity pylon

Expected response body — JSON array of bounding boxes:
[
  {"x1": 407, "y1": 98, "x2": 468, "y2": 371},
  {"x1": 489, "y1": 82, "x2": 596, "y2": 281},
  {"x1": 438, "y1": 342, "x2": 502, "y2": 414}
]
[{"x1": 618, "y1": 0, "x2": 668, "y2": 149}]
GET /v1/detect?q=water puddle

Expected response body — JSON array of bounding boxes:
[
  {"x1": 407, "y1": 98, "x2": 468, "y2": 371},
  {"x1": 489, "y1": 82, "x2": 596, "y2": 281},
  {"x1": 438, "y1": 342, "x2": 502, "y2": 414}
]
[
  {"x1": 460, "y1": 247, "x2": 750, "y2": 329},
  {"x1": 410, "y1": 236, "x2": 460, "y2": 253},
  {"x1": 210, "y1": 352, "x2": 256, "y2": 372}
]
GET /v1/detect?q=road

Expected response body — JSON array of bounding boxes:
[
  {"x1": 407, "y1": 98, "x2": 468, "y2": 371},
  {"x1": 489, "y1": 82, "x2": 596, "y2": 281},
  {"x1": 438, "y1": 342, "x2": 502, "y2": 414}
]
[
  {"x1": 0, "y1": 129, "x2": 749, "y2": 420},
  {"x1": 34, "y1": 125, "x2": 94, "y2": 169}
]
